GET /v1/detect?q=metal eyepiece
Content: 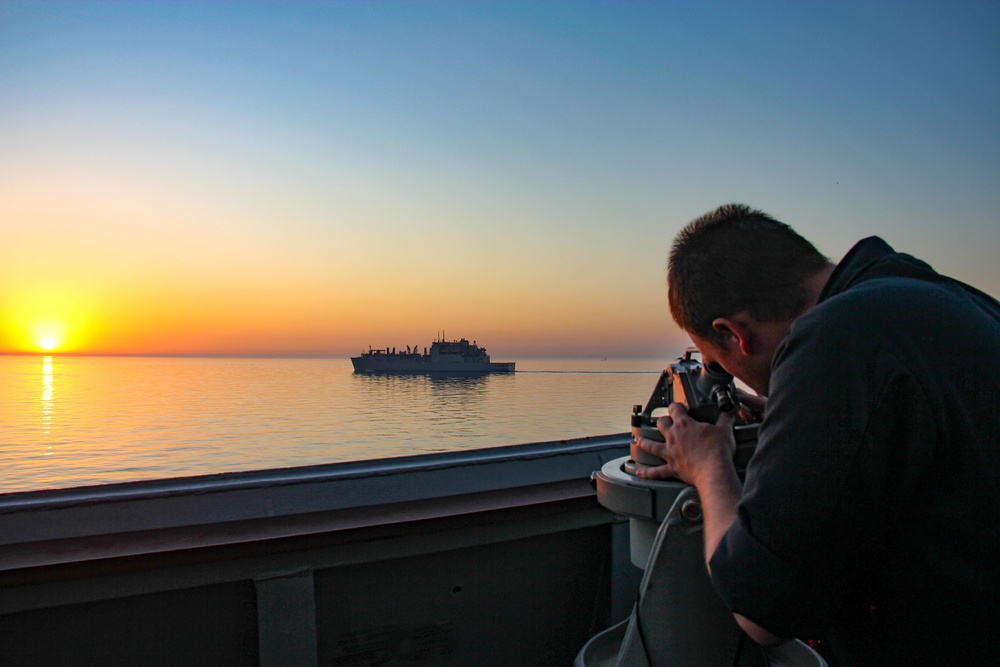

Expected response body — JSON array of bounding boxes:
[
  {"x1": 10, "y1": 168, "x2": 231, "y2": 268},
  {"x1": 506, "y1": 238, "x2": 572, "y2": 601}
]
[
  {"x1": 701, "y1": 362, "x2": 738, "y2": 413},
  {"x1": 712, "y1": 385, "x2": 737, "y2": 413}
]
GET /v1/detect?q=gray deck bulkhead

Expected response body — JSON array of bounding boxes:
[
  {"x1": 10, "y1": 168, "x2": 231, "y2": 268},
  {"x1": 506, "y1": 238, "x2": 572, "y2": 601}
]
[{"x1": 0, "y1": 435, "x2": 639, "y2": 666}]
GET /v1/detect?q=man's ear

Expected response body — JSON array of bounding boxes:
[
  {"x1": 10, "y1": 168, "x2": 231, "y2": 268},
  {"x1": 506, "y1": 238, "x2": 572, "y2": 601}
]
[{"x1": 711, "y1": 317, "x2": 753, "y2": 356}]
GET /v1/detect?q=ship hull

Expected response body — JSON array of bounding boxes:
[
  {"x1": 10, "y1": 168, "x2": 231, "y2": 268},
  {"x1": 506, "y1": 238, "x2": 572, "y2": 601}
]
[{"x1": 351, "y1": 357, "x2": 515, "y2": 373}]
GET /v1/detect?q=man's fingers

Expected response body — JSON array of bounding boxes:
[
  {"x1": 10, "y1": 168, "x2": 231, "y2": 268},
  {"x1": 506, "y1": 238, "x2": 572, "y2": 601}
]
[
  {"x1": 636, "y1": 462, "x2": 675, "y2": 480},
  {"x1": 634, "y1": 434, "x2": 665, "y2": 458},
  {"x1": 716, "y1": 407, "x2": 736, "y2": 427},
  {"x1": 666, "y1": 402, "x2": 690, "y2": 421},
  {"x1": 633, "y1": 433, "x2": 677, "y2": 479},
  {"x1": 735, "y1": 388, "x2": 767, "y2": 412},
  {"x1": 664, "y1": 401, "x2": 737, "y2": 428}
]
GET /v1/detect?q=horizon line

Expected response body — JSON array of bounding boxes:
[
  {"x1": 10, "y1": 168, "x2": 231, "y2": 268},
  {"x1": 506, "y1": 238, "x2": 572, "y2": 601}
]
[{"x1": 0, "y1": 351, "x2": 673, "y2": 361}]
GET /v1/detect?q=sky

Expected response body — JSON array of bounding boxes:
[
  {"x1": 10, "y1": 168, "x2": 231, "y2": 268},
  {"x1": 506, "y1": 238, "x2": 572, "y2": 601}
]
[{"x1": 1, "y1": 1, "x2": 998, "y2": 358}]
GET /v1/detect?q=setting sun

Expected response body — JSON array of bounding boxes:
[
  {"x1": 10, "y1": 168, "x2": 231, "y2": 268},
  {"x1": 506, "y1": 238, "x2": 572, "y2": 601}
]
[
  {"x1": 30, "y1": 322, "x2": 67, "y2": 353},
  {"x1": 1, "y1": 287, "x2": 96, "y2": 354},
  {"x1": 37, "y1": 337, "x2": 60, "y2": 352},
  {"x1": 2, "y1": 312, "x2": 78, "y2": 354}
]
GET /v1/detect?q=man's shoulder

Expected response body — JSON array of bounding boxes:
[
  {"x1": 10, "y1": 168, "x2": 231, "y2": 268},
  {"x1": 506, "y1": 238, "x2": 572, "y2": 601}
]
[
  {"x1": 774, "y1": 270, "x2": 1000, "y2": 411},
  {"x1": 781, "y1": 281, "x2": 898, "y2": 358},
  {"x1": 795, "y1": 271, "x2": 997, "y2": 350}
]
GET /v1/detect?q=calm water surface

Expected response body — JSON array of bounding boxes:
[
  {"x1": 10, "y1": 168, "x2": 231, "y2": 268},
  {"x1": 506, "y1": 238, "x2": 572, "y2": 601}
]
[{"x1": 0, "y1": 355, "x2": 670, "y2": 493}]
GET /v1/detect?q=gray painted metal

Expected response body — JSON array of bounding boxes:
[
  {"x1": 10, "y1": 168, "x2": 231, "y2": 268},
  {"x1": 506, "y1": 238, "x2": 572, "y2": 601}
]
[
  {"x1": 593, "y1": 456, "x2": 688, "y2": 521},
  {"x1": 0, "y1": 435, "x2": 629, "y2": 568},
  {"x1": 611, "y1": 486, "x2": 743, "y2": 665},
  {"x1": 0, "y1": 435, "x2": 640, "y2": 666}
]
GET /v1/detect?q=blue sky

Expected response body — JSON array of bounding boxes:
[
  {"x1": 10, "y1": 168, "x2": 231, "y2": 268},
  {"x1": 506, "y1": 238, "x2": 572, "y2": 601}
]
[{"x1": 1, "y1": 1, "x2": 997, "y2": 356}]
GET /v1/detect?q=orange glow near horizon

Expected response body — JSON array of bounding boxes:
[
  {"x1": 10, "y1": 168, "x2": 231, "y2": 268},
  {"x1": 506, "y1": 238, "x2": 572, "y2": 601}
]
[{"x1": 0, "y1": 239, "x2": 679, "y2": 357}]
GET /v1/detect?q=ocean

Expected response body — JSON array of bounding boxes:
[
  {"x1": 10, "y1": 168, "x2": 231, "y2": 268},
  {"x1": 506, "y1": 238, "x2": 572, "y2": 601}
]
[{"x1": 0, "y1": 354, "x2": 671, "y2": 494}]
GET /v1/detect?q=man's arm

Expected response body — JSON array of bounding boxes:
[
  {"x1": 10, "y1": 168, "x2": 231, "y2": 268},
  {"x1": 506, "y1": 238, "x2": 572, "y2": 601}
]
[{"x1": 634, "y1": 403, "x2": 785, "y2": 646}]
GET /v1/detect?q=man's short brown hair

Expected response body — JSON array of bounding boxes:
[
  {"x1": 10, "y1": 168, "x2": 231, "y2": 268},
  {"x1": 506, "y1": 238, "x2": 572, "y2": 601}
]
[{"x1": 668, "y1": 204, "x2": 831, "y2": 345}]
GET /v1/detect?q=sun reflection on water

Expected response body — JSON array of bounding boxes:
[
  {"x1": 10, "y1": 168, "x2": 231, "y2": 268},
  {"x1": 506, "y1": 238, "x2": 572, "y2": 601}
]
[{"x1": 41, "y1": 355, "x2": 54, "y2": 442}]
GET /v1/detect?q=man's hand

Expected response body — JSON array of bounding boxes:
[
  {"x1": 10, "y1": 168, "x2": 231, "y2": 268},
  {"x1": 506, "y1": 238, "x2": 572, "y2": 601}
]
[
  {"x1": 633, "y1": 403, "x2": 738, "y2": 488},
  {"x1": 634, "y1": 403, "x2": 787, "y2": 647},
  {"x1": 735, "y1": 388, "x2": 767, "y2": 423},
  {"x1": 735, "y1": 388, "x2": 767, "y2": 413}
]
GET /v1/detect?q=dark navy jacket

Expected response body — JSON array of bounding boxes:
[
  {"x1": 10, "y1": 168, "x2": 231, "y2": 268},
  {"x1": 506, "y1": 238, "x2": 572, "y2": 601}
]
[{"x1": 710, "y1": 237, "x2": 1000, "y2": 665}]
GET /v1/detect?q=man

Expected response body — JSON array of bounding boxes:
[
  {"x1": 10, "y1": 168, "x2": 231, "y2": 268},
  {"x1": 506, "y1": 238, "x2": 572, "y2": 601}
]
[{"x1": 634, "y1": 204, "x2": 999, "y2": 665}]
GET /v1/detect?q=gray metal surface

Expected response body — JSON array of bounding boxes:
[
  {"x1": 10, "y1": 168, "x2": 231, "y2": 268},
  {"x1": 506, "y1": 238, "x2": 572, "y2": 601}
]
[
  {"x1": 0, "y1": 435, "x2": 639, "y2": 667},
  {"x1": 614, "y1": 486, "x2": 743, "y2": 665},
  {"x1": 593, "y1": 456, "x2": 688, "y2": 522},
  {"x1": 0, "y1": 435, "x2": 629, "y2": 568}
]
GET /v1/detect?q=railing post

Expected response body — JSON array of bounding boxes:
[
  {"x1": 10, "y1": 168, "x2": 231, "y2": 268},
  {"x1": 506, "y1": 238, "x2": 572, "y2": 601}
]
[{"x1": 255, "y1": 571, "x2": 318, "y2": 667}]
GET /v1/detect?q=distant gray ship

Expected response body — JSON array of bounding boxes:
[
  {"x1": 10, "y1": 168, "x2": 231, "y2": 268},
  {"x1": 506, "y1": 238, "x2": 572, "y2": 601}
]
[{"x1": 351, "y1": 336, "x2": 515, "y2": 373}]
